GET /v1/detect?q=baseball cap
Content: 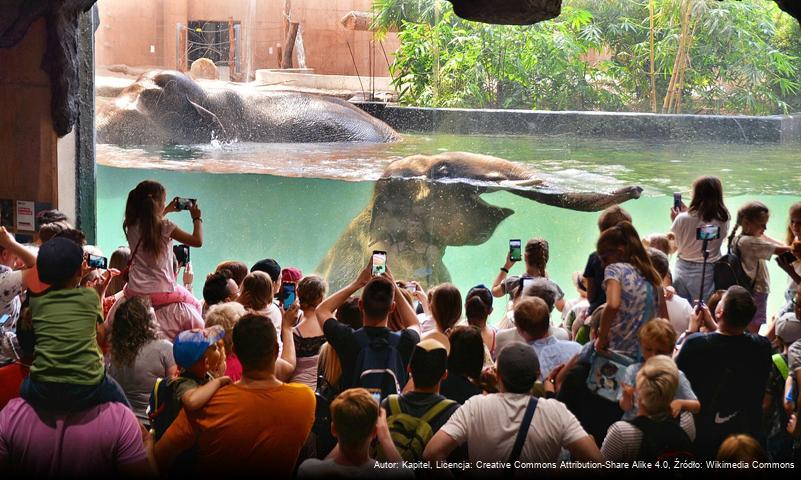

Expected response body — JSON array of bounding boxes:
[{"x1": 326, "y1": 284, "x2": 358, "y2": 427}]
[
  {"x1": 281, "y1": 267, "x2": 302, "y2": 283},
  {"x1": 173, "y1": 325, "x2": 225, "y2": 369},
  {"x1": 251, "y1": 258, "x2": 281, "y2": 282},
  {"x1": 36, "y1": 237, "x2": 84, "y2": 285},
  {"x1": 496, "y1": 342, "x2": 540, "y2": 393},
  {"x1": 776, "y1": 314, "x2": 801, "y2": 345}
]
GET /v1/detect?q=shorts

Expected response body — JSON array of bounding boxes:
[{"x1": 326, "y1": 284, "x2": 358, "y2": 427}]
[{"x1": 750, "y1": 291, "x2": 769, "y2": 327}]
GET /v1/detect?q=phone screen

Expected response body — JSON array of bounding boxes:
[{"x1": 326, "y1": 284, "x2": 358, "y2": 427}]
[
  {"x1": 87, "y1": 254, "x2": 108, "y2": 270},
  {"x1": 509, "y1": 239, "x2": 522, "y2": 262},
  {"x1": 281, "y1": 283, "x2": 296, "y2": 310},
  {"x1": 0, "y1": 314, "x2": 9, "y2": 328},
  {"x1": 371, "y1": 392, "x2": 381, "y2": 405},
  {"x1": 372, "y1": 251, "x2": 387, "y2": 277},
  {"x1": 176, "y1": 198, "x2": 196, "y2": 210}
]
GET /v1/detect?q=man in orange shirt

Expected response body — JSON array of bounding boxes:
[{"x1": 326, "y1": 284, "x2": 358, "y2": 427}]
[{"x1": 153, "y1": 310, "x2": 315, "y2": 476}]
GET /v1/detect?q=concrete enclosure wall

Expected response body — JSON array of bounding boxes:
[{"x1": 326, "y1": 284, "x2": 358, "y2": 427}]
[
  {"x1": 94, "y1": 0, "x2": 399, "y2": 78},
  {"x1": 0, "y1": 19, "x2": 59, "y2": 211}
]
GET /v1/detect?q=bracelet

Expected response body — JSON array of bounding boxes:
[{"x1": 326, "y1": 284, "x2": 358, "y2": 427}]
[
  {"x1": 192, "y1": 217, "x2": 202, "y2": 223},
  {"x1": 500, "y1": 267, "x2": 509, "y2": 273}
]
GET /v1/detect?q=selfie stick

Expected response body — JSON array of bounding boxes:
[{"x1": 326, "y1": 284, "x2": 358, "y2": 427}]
[{"x1": 698, "y1": 238, "x2": 710, "y2": 306}]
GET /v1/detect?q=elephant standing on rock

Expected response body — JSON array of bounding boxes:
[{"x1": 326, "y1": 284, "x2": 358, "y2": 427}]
[
  {"x1": 316, "y1": 152, "x2": 643, "y2": 291},
  {"x1": 96, "y1": 70, "x2": 400, "y2": 145}
]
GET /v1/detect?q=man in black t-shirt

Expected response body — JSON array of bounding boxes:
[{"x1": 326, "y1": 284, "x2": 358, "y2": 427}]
[
  {"x1": 675, "y1": 286, "x2": 772, "y2": 459},
  {"x1": 316, "y1": 261, "x2": 420, "y2": 392}
]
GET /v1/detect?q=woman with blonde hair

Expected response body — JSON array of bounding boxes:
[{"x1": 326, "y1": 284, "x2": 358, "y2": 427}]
[
  {"x1": 205, "y1": 302, "x2": 247, "y2": 381},
  {"x1": 601, "y1": 355, "x2": 696, "y2": 461}
]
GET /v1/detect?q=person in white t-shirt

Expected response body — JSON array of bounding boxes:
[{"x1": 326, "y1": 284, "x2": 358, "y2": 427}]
[
  {"x1": 423, "y1": 342, "x2": 602, "y2": 466},
  {"x1": 670, "y1": 176, "x2": 730, "y2": 305}
]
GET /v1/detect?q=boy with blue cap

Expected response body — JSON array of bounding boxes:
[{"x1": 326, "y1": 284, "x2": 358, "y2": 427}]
[{"x1": 170, "y1": 325, "x2": 230, "y2": 412}]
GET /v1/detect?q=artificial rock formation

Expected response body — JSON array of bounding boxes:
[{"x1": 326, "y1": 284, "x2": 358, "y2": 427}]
[{"x1": 0, "y1": 0, "x2": 97, "y2": 137}]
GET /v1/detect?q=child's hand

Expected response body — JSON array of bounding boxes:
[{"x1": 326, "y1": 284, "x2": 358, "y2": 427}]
[
  {"x1": 189, "y1": 201, "x2": 202, "y2": 220},
  {"x1": 594, "y1": 335, "x2": 609, "y2": 353},
  {"x1": 182, "y1": 262, "x2": 194, "y2": 286},
  {"x1": 164, "y1": 197, "x2": 179, "y2": 215},
  {"x1": 0, "y1": 227, "x2": 15, "y2": 248},
  {"x1": 670, "y1": 399, "x2": 683, "y2": 417},
  {"x1": 216, "y1": 375, "x2": 232, "y2": 387},
  {"x1": 664, "y1": 286, "x2": 675, "y2": 301}
]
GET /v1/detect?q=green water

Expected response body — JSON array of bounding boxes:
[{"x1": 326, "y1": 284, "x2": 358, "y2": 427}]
[{"x1": 96, "y1": 134, "x2": 801, "y2": 325}]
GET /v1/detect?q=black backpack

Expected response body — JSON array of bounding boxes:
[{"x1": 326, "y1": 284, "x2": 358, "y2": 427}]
[
  {"x1": 628, "y1": 415, "x2": 695, "y2": 462},
  {"x1": 147, "y1": 377, "x2": 177, "y2": 441},
  {"x1": 351, "y1": 329, "x2": 406, "y2": 399},
  {"x1": 311, "y1": 373, "x2": 339, "y2": 458},
  {"x1": 714, "y1": 236, "x2": 758, "y2": 292}
]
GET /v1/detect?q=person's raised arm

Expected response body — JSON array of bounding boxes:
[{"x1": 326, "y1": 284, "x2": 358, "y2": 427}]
[
  {"x1": 276, "y1": 302, "x2": 299, "y2": 381},
  {"x1": 315, "y1": 261, "x2": 372, "y2": 328},
  {"x1": 169, "y1": 200, "x2": 203, "y2": 248},
  {"x1": 0, "y1": 227, "x2": 35, "y2": 267},
  {"x1": 383, "y1": 266, "x2": 419, "y2": 330},
  {"x1": 491, "y1": 251, "x2": 515, "y2": 298},
  {"x1": 423, "y1": 430, "x2": 460, "y2": 462},
  {"x1": 376, "y1": 408, "x2": 404, "y2": 462}
]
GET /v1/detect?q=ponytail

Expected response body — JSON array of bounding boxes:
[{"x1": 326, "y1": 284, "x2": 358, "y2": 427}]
[
  {"x1": 729, "y1": 201, "x2": 770, "y2": 247},
  {"x1": 123, "y1": 180, "x2": 166, "y2": 258}
]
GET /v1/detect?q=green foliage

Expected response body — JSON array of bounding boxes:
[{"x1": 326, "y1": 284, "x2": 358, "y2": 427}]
[{"x1": 380, "y1": 0, "x2": 801, "y2": 114}]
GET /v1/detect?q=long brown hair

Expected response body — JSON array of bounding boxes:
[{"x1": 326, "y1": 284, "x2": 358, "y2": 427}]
[
  {"x1": 786, "y1": 202, "x2": 801, "y2": 246},
  {"x1": 727, "y1": 201, "x2": 769, "y2": 246},
  {"x1": 688, "y1": 176, "x2": 730, "y2": 223},
  {"x1": 111, "y1": 296, "x2": 157, "y2": 367},
  {"x1": 597, "y1": 221, "x2": 662, "y2": 288},
  {"x1": 237, "y1": 271, "x2": 273, "y2": 311},
  {"x1": 123, "y1": 180, "x2": 166, "y2": 258},
  {"x1": 431, "y1": 283, "x2": 462, "y2": 333}
]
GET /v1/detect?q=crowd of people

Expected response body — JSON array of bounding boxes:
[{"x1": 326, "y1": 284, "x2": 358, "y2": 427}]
[{"x1": 0, "y1": 175, "x2": 800, "y2": 476}]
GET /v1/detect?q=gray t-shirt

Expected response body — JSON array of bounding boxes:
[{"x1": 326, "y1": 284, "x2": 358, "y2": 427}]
[
  {"x1": 502, "y1": 275, "x2": 564, "y2": 302},
  {"x1": 108, "y1": 339, "x2": 175, "y2": 421}
]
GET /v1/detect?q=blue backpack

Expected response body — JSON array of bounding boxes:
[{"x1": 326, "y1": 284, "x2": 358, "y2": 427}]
[{"x1": 351, "y1": 329, "x2": 406, "y2": 399}]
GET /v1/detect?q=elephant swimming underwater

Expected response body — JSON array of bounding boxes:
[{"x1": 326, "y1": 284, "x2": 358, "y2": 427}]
[
  {"x1": 96, "y1": 70, "x2": 400, "y2": 145},
  {"x1": 316, "y1": 152, "x2": 643, "y2": 291}
]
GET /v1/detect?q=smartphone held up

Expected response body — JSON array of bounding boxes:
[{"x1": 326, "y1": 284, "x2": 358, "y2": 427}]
[
  {"x1": 372, "y1": 251, "x2": 387, "y2": 277},
  {"x1": 280, "y1": 282, "x2": 297, "y2": 311},
  {"x1": 509, "y1": 239, "x2": 522, "y2": 262},
  {"x1": 175, "y1": 198, "x2": 196, "y2": 211},
  {"x1": 86, "y1": 254, "x2": 108, "y2": 270}
]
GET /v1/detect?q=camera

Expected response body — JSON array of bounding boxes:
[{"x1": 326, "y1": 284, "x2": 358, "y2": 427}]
[
  {"x1": 175, "y1": 198, "x2": 196, "y2": 211},
  {"x1": 86, "y1": 254, "x2": 108, "y2": 270},
  {"x1": 173, "y1": 244, "x2": 190, "y2": 266},
  {"x1": 696, "y1": 225, "x2": 720, "y2": 241}
]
